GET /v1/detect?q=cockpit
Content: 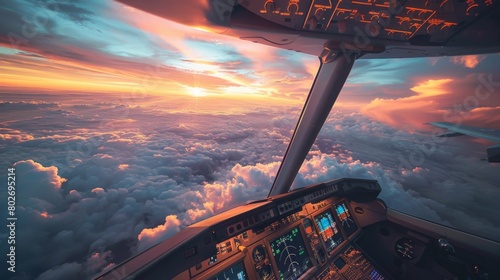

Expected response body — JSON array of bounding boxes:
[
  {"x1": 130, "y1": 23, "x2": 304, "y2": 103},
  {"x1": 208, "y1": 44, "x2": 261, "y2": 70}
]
[{"x1": 4, "y1": 0, "x2": 497, "y2": 279}]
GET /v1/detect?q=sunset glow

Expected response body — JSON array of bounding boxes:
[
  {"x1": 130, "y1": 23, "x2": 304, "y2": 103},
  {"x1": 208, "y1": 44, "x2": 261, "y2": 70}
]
[{"x1": 187, "y1": 86, "x2": 207, "y2": 97}]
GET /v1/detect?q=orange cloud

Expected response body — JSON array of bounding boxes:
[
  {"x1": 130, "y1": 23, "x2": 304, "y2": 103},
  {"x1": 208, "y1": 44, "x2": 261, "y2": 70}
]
[
  {"x1": 361, "y1": 75, "x2": 500, "y2": 130},
  {"x1": 116, "y1": 4, "x2": 316, "y2": 100},
  {"x1": 0, "y1": 128, "x2": 34, "y2": 143},
  {"x1": 118, "y1": 164, "x2": 129, "y2": 170},
  {"x1": 361, "y1": 79, "x2": 453, "y2": 129},
  {"x1": 467, "y1": 106, "x2": 500, "y2": 124},
  {"x1": 91, "y1": 188, "x2": 105, "y2": 193},
  {"x1": 0, "y1": 46, "x2": 152, "y2": 94},
  {"x1": 186, "y1": 202, "x2": 214, "y2": 222},
  {"x1": 409, "y1": 78, "x2": 453, "y2": 97},
  {"x1": 450, "y1": 55, "x2": 486, "y2": 69}
]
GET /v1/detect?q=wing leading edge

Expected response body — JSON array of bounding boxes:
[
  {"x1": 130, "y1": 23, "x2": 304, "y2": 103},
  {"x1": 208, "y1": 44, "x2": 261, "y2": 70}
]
[{"x1": 429, "y1": 122, "x2": 500, "y2": 162}]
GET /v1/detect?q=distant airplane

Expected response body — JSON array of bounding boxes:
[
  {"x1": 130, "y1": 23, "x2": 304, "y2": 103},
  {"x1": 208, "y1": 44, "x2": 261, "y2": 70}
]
[{"x1": 429, "y1": 122, "x2": 500, "y2": 162}]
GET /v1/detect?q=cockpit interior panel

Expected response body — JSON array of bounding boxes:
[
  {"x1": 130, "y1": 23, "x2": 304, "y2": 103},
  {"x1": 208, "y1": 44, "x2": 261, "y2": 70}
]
[{"x1": 97, "y1": 178, "x2": 500, "y2": 280}]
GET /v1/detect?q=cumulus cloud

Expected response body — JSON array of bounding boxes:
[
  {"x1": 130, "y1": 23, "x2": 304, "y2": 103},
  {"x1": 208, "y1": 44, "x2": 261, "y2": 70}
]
[
  {"x1": 202, "y1": 161, "x2": 280, "y2": 211},
  {"x1": 14, "y1": 160, "x2": 67, "y2": 208},
  {"x1": 137, "y1": 215, "x2": 181, "y2": 251}
]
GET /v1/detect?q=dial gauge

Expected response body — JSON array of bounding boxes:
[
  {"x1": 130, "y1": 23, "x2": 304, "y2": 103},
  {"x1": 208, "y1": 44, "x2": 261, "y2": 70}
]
[
  {"x1": 258, "y1": 264, "x2": 273, "y2": 280},
  {"x1": 395, "y1": 238, "x2": 418, "y2": 260},
  {"x1": 252, "y1": 245, "x2": 266, "y2": 263}
]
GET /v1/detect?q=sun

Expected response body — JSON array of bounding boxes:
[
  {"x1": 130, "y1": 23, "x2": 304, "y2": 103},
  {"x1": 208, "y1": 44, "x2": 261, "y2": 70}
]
[{"x1": 188, "y1": 86, "x2": 207, "y2": 97}]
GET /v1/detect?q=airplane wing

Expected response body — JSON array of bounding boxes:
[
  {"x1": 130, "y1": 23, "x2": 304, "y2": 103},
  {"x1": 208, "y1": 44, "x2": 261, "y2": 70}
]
[
  {"x1": 429, "y1": 122, "x2": 500, "y2": 162},
  {"x1": 429, "y1": 122, "x2": 500, "y2": 142}
]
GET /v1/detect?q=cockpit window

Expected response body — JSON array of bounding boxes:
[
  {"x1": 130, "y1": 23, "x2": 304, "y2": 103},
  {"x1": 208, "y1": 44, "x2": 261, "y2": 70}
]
[{"x1": 294, "y1": 56, "x2": 500, "y2": 242}]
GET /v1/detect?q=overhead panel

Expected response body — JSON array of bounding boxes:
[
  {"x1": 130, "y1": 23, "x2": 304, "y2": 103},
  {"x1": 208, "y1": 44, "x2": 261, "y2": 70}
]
[{"x1": 240, "y1": 0, "x2": 496, "y2": 44}]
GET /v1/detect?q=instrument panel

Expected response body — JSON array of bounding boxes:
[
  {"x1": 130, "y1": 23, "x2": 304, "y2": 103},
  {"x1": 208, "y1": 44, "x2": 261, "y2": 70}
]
[
  {"x1": 238, "y1": 0, "x2": 497, "y2": 44},
  {"x1": 187, "y1": 195, "x2": 386, "y2": 280}
]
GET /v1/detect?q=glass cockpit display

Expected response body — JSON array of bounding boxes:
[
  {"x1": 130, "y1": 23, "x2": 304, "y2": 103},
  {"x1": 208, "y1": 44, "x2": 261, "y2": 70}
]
[
  {"x1": 335, "y1": 202, "x2": 358, "y2": 236},
  {"x1": 314, "y1": 209, "x2": 344, "y2": 253},
  {"x1": 210, "y1": 261, "x2": 247, "y2": 280},
  {"x1": 252, "y1": 245, "x2": 276, "y2": 280},
  {"x1": 270, "y1": 227, "x2": 312, "y2": 280}
]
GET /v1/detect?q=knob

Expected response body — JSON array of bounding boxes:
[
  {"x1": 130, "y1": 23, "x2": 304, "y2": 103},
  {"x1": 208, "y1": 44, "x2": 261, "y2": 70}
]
[{"x1": 238, "y1": 245, "x2": 248, "y2": 254}]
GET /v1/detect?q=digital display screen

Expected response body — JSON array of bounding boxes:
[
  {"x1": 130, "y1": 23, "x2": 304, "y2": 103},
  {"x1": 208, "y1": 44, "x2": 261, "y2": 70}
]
[
  {"x1": 314, "y1": 209, "x2": 343, "y2": 253},
  {"x1": 369, "y1": 268, "x2": 385, "y2": 280},
  {"x1": 210, "y1": 261, "x2": 247, "y2": 280},
  {"x1": 270, "y1": 227, "x2": 312, "y2": 280},
  {"x1": 334, "y1": 202, "x2": 358, "y2": 236}
]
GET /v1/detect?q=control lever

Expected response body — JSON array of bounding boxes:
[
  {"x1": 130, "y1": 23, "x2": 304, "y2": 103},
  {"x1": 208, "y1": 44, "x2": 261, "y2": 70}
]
[
  {"x1": 438, "y1": 238, "x2": 471, "y2": 276},
  {"x1": 438, "y1": 238, "x2": 455, "y2": 256},
  {"x1": 438, "y1": 238, "x2": 461, "y2": 264}
]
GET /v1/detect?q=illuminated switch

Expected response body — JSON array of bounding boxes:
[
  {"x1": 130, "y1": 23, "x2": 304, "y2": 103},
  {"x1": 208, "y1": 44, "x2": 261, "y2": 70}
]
[
  {"x1": 265, "y1": 1, "x2": 276, "y2": 14},
  {"x1": 288, "y1": 3, "x2": 298, "y2": 14}
]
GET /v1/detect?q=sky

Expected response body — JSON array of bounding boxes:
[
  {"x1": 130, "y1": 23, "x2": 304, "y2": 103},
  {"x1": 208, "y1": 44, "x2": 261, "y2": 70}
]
[{"x1": 1, "y1": 0, "x2": 500, "y2": 279}]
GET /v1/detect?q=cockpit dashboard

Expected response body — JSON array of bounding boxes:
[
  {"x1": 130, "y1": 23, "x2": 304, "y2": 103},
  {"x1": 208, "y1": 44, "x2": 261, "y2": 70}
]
[
  {"x1": 180, "y1": 181, "x2": 384, "y2": 280},
  {"x1": 96, "y1": 178, "x2": 500, "y2": 280}
]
